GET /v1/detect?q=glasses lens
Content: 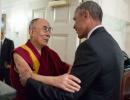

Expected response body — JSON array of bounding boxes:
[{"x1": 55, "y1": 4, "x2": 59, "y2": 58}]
[{"x1": 43, "y1": 26, "x2": 52, "y2": 33}]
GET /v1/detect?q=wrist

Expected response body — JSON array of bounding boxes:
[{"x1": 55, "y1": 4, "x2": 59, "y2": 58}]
[
  {"x1": 31, "y1": 73, "x2": 35, "y2": 79},
  {"x1": 50, "y1": 76, "x2": 58, "y2": 87}
]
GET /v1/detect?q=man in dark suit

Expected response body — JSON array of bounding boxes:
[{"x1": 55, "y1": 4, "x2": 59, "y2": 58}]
[
  {"x1": 0, "y1": 31, "x2": 14, "y2": 85},
  {"x1": 20, "y1": 1, "x2": 124, "y2": 100}
]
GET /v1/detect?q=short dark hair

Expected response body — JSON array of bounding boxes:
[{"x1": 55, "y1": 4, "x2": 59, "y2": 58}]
[{"x1": 76, "y1": 1, "x2": 103, "y2": 22}]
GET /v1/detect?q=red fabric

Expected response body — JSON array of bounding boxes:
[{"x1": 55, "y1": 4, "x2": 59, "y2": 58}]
[
  {"x1": 0, "y1": 76, "x2": 3, "y2": 81},
  {"x1": 10, "y1": 40, "x2": 69, "y2": 100}
]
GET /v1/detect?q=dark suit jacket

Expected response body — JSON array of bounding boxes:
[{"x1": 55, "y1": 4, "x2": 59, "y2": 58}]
[
  {"x1": 0, "y1": 38, "x2": 14, "y2": 69},
  {"x1": 26, "y1": 27, "x2": 124, "y2": 100}
]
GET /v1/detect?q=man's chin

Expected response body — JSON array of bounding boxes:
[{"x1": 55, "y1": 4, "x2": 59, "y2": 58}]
[
  {"x1": 43, "y1": 43, "x2": 48, "y2": 46},
  {"x1": 78, "y1": 35, "x2": 84, "y2": 39},
  {"x1": 40, "y1": 42, "x2": 48, "y2": 47}
]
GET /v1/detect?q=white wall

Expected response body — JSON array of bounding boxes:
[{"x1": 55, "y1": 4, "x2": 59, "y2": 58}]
[
  {"x1": 2, "y1": 0, "x2": 49, "y2": 47},
  {"x1": 2, "y1": 0, "x2": 130, "y2": 57},
  {"x1": 83, "y1": 0, "x2": 130, "y2": 55},
  {"x1": 0, "y1": 0, "x2": 1, "y2": 35},
  {"x1": 1, "y1": 0, "x2": 80, "y2": 64},
  {"x1": 98, "y1": 0, "x2": 130, "y2": 55},
  {"x1": 125, "y1": 0, "x2": 130, "y2": 56}
]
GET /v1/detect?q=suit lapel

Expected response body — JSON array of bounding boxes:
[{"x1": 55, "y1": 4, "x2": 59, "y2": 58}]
[{"x1": 1, "y1": 38, "x2": 8, "y2": 50}]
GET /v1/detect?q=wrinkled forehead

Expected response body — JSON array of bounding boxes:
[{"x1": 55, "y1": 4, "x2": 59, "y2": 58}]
[{"x1": 34, "y1": 19, "x2": 50, "y2": 28}]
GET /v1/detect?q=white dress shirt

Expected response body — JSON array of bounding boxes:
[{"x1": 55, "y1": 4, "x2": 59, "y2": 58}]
[{"x1": 87, "y1": 25, "x2": 103, "y2": 39}]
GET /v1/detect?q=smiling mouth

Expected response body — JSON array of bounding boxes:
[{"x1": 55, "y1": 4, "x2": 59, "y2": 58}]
[{"x1": 43, "y1": 38, "x2": 49, "y2": 42}]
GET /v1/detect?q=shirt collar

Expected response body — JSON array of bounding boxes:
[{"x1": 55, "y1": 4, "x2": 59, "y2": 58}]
[
  {"x1": 1, "y1": 37, "x2": 5, "y2": 44},
  {"x1": 87, "y1": 25, "x2": 103, "y2": 39}
]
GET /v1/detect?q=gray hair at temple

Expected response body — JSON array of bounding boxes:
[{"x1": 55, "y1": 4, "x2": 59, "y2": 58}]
[
  {"x1": 76, "y1": 1, "x2": 103, "y2": 22},
  {"x1": 29, "y1": 18, "x2": 40, "y2": 33}
]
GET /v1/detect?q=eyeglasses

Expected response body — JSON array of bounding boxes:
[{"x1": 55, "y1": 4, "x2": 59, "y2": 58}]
[{"x1": 43, "y1": 26, "x2": 52, "y2": 33}]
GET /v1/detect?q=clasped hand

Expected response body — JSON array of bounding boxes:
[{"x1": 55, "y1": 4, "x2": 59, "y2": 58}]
[{"x1": 19, "y1": 68, "x2": 81, "y2": 93}]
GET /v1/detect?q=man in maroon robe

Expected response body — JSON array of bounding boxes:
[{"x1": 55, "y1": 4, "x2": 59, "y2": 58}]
[{"x1": 10, "y1": 18, "x2": 81, "y2": 100}]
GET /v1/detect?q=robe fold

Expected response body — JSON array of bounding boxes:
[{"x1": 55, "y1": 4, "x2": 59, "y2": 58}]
[{"x1": 10, "y1": 40, "x2": 69, "y2": 100}]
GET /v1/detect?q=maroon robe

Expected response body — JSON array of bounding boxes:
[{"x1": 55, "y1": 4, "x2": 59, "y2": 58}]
[{"x1": 10, "y1": 40, "x2": 69, "y2": 100}]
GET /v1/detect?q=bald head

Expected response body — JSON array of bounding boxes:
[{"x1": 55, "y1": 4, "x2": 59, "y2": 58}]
[
  {"x1": 28, "y1": 18, "x2": 51, "y2": 48},
  {"x1": 29, "y1": 18, "x2": 50, "y2": 33}
]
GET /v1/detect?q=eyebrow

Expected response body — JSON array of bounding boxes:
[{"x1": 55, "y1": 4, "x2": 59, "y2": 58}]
[{"x1": 43, "y1": 26, "x2": 51, "y2": 28}]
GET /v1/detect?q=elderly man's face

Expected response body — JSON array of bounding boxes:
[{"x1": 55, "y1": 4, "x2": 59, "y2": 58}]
[
  {"x1": 30, "y1": 19, "x2": 52, "y2": 47},
  {"x1": 73, "y1": 10, "x2": 90, "y2": 39}
]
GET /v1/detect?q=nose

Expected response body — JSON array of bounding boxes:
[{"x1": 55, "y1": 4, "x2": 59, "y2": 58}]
[
  {"x1": 73, "y1": 25, "x2": 76, "y2": 29},
  {"x1": 46, "y1": 32, "x2": 51, "y2": 38}
]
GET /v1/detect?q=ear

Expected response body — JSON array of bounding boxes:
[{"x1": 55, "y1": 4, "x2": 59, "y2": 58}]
[
  {"x1": 84, "y1": 11, "x2": 89, "y2": 19},
  {"x1": 29, "y1": 30, "x2": 32, "y2": 34},
  {"x1": 29, "y1": 29, "x2": 33, "y2": 36},
  {"x1": 80, "y1": 10, "x2": 89, "y2": 19}
]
